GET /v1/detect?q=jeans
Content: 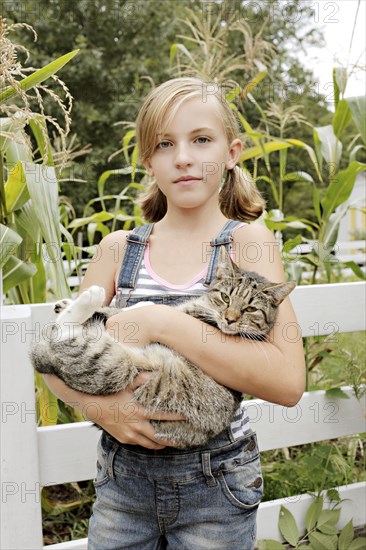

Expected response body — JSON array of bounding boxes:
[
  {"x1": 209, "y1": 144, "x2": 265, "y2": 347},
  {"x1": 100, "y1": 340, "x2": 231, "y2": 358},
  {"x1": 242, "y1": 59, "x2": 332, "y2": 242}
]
[{"x1": 88, "y1": 429, "x2": 262, "y2": 549}]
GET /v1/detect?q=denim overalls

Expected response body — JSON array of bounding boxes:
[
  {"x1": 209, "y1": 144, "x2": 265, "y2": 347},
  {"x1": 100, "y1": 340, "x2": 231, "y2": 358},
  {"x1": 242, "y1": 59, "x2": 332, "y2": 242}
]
[{"x1": 88, "y1": 221, "x2": 263, "y2": 550}]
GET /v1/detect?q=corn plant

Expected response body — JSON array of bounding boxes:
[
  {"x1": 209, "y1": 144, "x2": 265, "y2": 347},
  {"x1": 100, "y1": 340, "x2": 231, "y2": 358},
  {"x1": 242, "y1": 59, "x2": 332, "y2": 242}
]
[
  {"x1": 263, "y1": 68, "x2": 366, "y2": 283},
  {"x1": 0, "y1": 18, "x2": 85, "y2": 428}
]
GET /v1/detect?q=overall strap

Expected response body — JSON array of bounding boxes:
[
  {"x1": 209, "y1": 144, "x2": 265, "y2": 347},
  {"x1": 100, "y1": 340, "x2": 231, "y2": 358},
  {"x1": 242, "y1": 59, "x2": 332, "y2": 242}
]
[
  {"x1": 116, "y1": 223, "x2": 154, "y2": 290},
  {"x1": 203, "y1": 220, "x2": 243, "y2": 286}
]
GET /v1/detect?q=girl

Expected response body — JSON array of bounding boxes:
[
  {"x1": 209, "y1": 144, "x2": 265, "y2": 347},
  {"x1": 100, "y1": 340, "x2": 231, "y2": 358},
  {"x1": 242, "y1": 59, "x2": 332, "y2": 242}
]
[{"x1": 44, "y1": 77, "x2": 305, "y2": 549}]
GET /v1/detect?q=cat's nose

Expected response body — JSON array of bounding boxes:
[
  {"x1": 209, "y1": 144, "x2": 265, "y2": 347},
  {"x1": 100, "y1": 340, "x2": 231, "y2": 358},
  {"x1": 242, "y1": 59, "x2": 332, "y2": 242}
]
[{"x1": 225, "y1": 308, "x2": 240, "y2": 324}]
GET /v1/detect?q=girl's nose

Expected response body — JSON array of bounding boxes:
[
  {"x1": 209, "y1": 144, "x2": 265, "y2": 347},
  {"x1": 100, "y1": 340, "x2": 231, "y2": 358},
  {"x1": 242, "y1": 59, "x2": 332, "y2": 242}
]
[{"x1": 174, "y1": 143, "x2": 193, "y2": 167}]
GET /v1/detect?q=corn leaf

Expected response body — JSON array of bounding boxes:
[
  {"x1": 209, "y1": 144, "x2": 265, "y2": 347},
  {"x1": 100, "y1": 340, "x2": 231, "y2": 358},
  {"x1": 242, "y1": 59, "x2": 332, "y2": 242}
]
[
  {"x1": 0, "y1": 223, "x2": 22, "y2": 268},
  {"x1": 22, "y1": 162, "x2": 70, "y2": 298},
  {"x1": 286, "y1": 138, "x2": 323, "y2": 181},
  {"x1": 333, "y1": 99, "x2": 352, "y2": 139},
  {"x1": 29, "y1": 117, "x2": 54, "y2": 166},
  {"x1": 35, "y1": 372, "x2": 59, "y2": 426},
  {"x1": 2, "y1": 255, "x2": 37, "y2": 293},
  {"x1": 314, "y1": 125, "x2": 342, "y2": 168},
  {"x1": 4, "y1": 160, "x2": 29, "y2": 212},
  {"x1": 239, "y1": 68, "x2": 267, "y2": 101},
  {"x1": 321, "y1": 161, "x2": 366, "y2": 220},
  {"x1": 346, "y1": 96, "x2": 366, "y2": 145},
  {"x1": 0, "y1": 50, "x2": 79, "y2": 104},
  {"x1": 240, "y1": 141, "x2": 291, "y2": 162}
]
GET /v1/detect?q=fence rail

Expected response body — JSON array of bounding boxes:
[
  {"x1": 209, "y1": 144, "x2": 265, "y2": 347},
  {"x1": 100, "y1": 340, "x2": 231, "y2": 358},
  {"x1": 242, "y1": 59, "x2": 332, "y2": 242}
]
[{"x1": 1, "y1": 282, "x2": 365, "y2": 549}]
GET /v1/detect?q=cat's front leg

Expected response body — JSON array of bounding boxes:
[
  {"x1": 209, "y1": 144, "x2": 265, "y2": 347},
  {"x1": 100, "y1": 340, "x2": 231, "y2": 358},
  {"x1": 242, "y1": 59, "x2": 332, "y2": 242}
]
[{"x1": 56, "y1": 286, "x2": 106, "y2": 338}]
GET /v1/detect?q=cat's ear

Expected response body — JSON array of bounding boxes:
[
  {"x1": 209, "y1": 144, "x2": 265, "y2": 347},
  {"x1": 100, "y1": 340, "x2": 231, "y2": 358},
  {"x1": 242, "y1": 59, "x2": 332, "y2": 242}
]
[
  {"x1": 216, "y1": 245, "x2": 240, "y2": 279},
  {"x1": 262, "y1": 280, "x2": 296, "y2": 305}
]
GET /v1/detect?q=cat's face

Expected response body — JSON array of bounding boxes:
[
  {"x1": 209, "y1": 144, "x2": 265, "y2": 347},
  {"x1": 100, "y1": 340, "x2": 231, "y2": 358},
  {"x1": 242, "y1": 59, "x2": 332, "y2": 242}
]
[{"x1": 207, "y1": 247, "x2": 295, "y2": 338}]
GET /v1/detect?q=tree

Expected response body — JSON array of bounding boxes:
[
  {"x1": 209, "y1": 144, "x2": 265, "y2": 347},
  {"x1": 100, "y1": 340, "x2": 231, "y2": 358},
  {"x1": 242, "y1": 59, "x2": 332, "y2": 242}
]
[{"x1": 3, "y1": 0, "x2": 330, "y2": 217}]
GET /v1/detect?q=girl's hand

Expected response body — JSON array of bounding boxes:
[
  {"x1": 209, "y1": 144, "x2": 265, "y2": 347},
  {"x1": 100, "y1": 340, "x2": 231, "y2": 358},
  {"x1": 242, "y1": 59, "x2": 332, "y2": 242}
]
[
  {"x1": 105, "y1": 304, "x2": 170, "y2": 347},
  {"x1": 43, "y1": 373, "x2": 185, "y2": 450},
  {"x1": 85, "y1": 372, "x2": 185, "y2": 449}
]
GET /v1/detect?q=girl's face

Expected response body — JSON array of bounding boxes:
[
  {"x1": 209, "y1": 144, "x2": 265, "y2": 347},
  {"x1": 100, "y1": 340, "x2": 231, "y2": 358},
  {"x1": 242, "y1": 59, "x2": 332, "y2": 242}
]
[{"x1": 144, "y1": 96, "x2": 242, "y2": 212}]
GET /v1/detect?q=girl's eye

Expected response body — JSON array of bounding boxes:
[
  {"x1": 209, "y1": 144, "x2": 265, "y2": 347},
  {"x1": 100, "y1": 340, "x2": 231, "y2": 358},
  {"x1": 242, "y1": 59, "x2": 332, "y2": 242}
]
[
  {"x1": 221, "y1": 293, "x2": 230, "y2": 303},
  {"x1": 157, "y1": 141, "x2": 172, "y2": 149},
  {"x1": 195, "y1": 136, "x2": 210, "y2": 144}
]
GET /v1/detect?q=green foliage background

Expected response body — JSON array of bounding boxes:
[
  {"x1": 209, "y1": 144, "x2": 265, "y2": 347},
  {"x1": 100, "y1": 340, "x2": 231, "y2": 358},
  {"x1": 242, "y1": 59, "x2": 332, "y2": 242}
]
[{"x1": 3, "y1": 0, "x2": 342, "y2": 219}]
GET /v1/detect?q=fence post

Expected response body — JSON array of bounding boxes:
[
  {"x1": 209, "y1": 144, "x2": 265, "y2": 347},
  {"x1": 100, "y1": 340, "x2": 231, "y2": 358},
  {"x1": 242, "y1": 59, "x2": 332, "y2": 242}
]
[{"x1": 1, "y1": 305, "x2": 43, "y2": 549}]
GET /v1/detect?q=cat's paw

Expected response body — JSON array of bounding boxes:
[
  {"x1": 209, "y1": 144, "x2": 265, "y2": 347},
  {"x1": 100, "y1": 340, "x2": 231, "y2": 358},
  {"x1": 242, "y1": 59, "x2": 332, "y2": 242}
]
[
  {"x1": 54, "y1": 299, "x2": 73, "y2": 314},
  {"x1": 78, "y1": 286, "x2": 105, "y2": 309}
]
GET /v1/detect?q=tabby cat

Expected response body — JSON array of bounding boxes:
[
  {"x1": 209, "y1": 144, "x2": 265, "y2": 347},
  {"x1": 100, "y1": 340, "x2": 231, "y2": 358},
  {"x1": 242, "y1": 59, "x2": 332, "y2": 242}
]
[{"x1": 31, "y1": 247, "x2": 295, "y2": 448}]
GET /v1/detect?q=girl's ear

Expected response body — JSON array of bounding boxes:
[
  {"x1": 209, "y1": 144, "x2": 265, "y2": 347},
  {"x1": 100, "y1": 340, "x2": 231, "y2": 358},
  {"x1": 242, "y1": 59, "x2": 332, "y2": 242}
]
[
  {"x1": 225, "y1": 138, "x2": 242, "y2": 170},
  {"x1": 143, "y1": 160, "x2": 154, "y2": 177}
]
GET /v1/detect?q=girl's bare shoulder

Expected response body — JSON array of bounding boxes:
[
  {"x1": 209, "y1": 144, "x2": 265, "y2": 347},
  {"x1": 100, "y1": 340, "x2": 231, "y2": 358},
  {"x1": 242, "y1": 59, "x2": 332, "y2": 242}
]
[{"x1": 233, "y1": 222, "x2": 284, "y2": 280}]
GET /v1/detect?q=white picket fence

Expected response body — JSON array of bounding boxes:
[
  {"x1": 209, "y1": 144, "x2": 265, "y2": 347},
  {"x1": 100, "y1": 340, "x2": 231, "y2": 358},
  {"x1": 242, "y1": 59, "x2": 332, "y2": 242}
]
[{"x1": 1, "y1": 282, "x2": 365, "y2": 549}]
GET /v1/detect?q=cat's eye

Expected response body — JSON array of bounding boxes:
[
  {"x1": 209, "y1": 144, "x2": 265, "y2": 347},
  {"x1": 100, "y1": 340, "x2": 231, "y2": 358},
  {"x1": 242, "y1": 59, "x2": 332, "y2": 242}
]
[
  {"x1": 246, "y1": 306, "x2": 257, "y2": 312},
  {"x1": 221, "y1": 294, "x2": 230, "y2": 303}
]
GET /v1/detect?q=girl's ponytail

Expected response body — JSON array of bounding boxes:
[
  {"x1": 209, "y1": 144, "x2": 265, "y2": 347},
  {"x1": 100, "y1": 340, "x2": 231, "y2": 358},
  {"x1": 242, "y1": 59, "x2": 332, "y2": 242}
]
[
  {"x1": 219, "y1": 166, "x2": 265, "y2": 222},
  {"x1": 138, "y1": 178, "x2": 167, "y2": 223}
]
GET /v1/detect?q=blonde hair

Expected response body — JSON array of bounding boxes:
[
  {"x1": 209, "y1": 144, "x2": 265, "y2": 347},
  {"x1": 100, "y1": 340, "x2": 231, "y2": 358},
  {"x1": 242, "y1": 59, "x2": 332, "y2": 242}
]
[{"x1": 136, "y1": 77, "x2": 265, "y2": 222}]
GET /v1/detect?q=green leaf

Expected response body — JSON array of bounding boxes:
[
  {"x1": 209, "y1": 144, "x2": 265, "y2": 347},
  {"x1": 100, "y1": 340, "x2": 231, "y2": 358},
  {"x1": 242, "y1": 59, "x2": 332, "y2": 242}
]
[
  {"x1": 312, "y1": 183, "x2": 322, "y2": 224},
  {"x1": 349, "y1": 537, "x2": 366, "y2": 549},
  {"x1": 0, "y1": 50, "x2": 79, "y2": 104},
  {"x1": 283, "y1": 171, "x2": 314, "y2": 183},
  {"x1": 257, "y1": 541, "x2": 285, "y2": 550},
  {"x1": 29, "y1": 116, "x2": 54, "y2": 166},
  {"x1": 332, "y1": 68, "x2": 340, "y2": 107},
  {"x1": 338, "y1": 520, "x2": 354, "y2": 550},
  {"x1": 325, "y1": 388, "x2": 350, "y2": 399},
  {"x1": 240, "y1": 68, "x2": 268, "y2": 100},
  {"x1": 342, "y1": 261, "x2": 366, "y2": 280},
  {"x1": 68, "y1": 211, "x2": 114, "y2": 229},
  {"x1": 314, "y1": 125, "x2": 342, "y2": 168},
  {"x1": 286, "y1": 139, "x2": 322, "y2": 181},
  {"x1": 317, "y1": 509, "x2": 340, "y2": 530},
  {"x1": 308, "y1": 531, "x2": 338, "y2": 549},
  {"x1": 317, "y1": 523, "x2": 338, "y2": 535},
  {"x1": 0, "y1": 223, "x2": 22, "y2": 268},
  {"x1": 321, "y1": 161, "x2": 366, "y2": 220},
  {"x1": 169, "y1": 42, "x2": 194, "y2": 67},
  {"x1": 35, "y1": 372, "x2": 59, "y2": 426},
  {"x1": 278, "y1": 506, "x2": 299, "y2": 546},
  {"x1": 4, "y1": 160, "x2": 29, "y2": 212},
  {"x1": 306, "y1": 496, "x2": 323, "y2": 532},
  {"x1": 333, "y1": 99, "x2": 352, "y2": 139},
  {"x1": 15, "y1": 201, "x2": 40, "y2": 243},
  {"x1": 29, "y1": 253, "x2": 47, "y2": 303},
  {"x1": 325, "y1": 489, "x2": 341, "y2": 503},
  {"x1": 2, "y1": 255, "x2": 37, "y2": 293},
  {"x1": 22, "y1": 162, "x2": 70, "y2": 298},
  {"x1": 335, "y1": 67, "x2": 348, "y2": 96},
  {"x1": 87, "y1": 222, "x2": 110, "y2": 246},
  {"x1": 97, "y1": 167, "x2": 144, "y2": 198},
  {"x1": 239, "y1": 141, "x2": 292, "y2": 162},
  {"x1": 121, "y1": 130, "x2": 136, "y2": 164},
  {"x1": 347, "y1": 96, "x2": 366, "y2": 145},
  {"x1": 282, "y1": 235, "x2": 303, "y2": 255}
]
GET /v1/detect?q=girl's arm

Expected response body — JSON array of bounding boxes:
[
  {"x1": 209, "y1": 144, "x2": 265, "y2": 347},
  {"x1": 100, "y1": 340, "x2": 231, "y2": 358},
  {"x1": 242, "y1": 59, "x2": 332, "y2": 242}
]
[
  {"x1": 42, "y1": 373, "x2": 183, "y2": 449},
  {"x1": 107, "y1": 225, "x2": 305, "y2": 407},
  {"x1": 42, "y1": 231, "x2": 184, "y2": 448}
]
